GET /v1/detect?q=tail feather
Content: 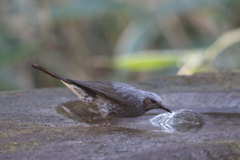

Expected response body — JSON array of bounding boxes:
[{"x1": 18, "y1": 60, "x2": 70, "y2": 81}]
[{"x1": 31, "y1": 63, "x2": 69, "y2": 83}]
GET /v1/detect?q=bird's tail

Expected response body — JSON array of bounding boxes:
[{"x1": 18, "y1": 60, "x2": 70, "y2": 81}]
[{"x1": 31, "y1": 63, "x2": 69, "y2": 83}]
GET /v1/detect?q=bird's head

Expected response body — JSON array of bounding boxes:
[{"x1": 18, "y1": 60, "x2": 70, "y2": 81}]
[{"x1": 142, "y1": 92, "x2": 171, "y2": 113}]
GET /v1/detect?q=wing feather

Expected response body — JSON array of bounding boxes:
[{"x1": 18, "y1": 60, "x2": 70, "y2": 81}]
[{"x1": 67, "y1": 80, "x2": 133, "y2": 107}]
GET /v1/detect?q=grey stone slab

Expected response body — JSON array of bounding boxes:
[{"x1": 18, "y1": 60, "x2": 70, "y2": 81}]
[{"x1": 1, "y1": 72, "x2": 240, "y2": 160}]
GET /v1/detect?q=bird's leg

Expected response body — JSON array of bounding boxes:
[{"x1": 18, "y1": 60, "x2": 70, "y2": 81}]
[
  {"x1": 102, "y1": 118, "x2": 111, "y2": 127},
  {"x1": 83, "y1": 113, "x2": 94, "y2": 123},
  {"x1": 89, "y1": 113, "x2": 94, "y2": 123},
  {"x1": 100, "y1": 111, "x2": 111, "y2": 126}
]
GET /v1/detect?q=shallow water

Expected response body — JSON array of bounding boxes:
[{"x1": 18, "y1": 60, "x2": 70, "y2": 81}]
[
  {"x1": 149, "y1": 109, "x2": 206, "y2": 133},
  {"x1": 56, "y1": 101, "x2": 240, "y2": 133}
]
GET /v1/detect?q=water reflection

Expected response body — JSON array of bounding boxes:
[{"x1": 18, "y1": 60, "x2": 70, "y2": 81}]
[
  {"x1": 149, "y1": 109, "x2": 206, "y2": 133},
  {"x1": 56, "y1": 101, "x2": 221, "y2": 133}
]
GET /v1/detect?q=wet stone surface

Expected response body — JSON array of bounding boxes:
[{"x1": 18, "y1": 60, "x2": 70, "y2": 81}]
[{"x1": 1, "y1": 72, "x2": 240, "y2": 159}]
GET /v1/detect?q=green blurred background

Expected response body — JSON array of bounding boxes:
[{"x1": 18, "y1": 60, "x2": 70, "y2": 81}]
[{"x1": 0, "y1": 0, "x2": 240, "y2": 91}]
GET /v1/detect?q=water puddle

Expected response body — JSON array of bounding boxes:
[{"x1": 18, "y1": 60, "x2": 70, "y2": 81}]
[
  {"x1": 149, "y1": 109, "x2": 206, "y2": 133},
  {"x1": 56, "y1": 101, "x2": 240, "y2": 133}
]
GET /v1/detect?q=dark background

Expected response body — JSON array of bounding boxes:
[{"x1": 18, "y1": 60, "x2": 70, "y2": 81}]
[{"x1": 0, "y1": 0, "x2": 240, "y2": 91}]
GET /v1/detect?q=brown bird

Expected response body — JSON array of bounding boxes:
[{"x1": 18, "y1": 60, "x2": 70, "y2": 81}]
[{"x1": 31, "y1": 63, "x2": 171, "y2": 126}]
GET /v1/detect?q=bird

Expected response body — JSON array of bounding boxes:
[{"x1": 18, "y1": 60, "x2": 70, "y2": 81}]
[{"x1": 31, "y1": 63, "x2": 171, "y2": 126}]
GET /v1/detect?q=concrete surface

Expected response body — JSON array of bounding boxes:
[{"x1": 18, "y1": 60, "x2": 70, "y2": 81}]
[{"x1": 1, "y1": 72, "x2": 240, "y2": 160}]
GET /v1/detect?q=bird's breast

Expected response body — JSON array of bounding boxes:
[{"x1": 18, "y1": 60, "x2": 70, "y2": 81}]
[{"x1": 108, "y1": 104, "x2": 146, "y2": 118}]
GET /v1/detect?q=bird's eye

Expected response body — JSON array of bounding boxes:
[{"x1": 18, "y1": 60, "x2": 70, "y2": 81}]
[{"x1": 151, "y1": 99, "x2": 157, "y2": 103}]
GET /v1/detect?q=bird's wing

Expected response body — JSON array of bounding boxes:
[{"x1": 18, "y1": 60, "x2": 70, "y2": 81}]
[
  {"x1": 31, "y1": 63, "x2": 136, "y2": 107},
  {"x1": 66, "y1": 80, "x2": 134, "y2": 107}
]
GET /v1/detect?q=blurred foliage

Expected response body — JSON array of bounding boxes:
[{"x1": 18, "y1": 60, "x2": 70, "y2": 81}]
[
  {"x1": 0, "y1": 0, "x2": 240, "y2": 91},
  {"x1": 113, "y1": 50, "x2": 203, "y2": 71}
]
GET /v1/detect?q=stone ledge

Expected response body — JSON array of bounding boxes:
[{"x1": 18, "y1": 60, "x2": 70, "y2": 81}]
[{"x1": 1, "y1": 72, "x2": 240, "y2": 160}]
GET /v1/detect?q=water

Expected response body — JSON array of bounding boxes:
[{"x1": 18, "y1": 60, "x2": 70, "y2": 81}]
[
  {"x1": 149, "y1": 109, "x2": 206, "y2": 133},
  {"x1": 56, "y1": 100, "x2": 240, "y2": 133}
]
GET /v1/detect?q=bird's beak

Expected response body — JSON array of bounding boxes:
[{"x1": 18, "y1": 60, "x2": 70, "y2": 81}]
[{"x1": 158, "y1": 103, "x2": 172, "y2": 113}]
